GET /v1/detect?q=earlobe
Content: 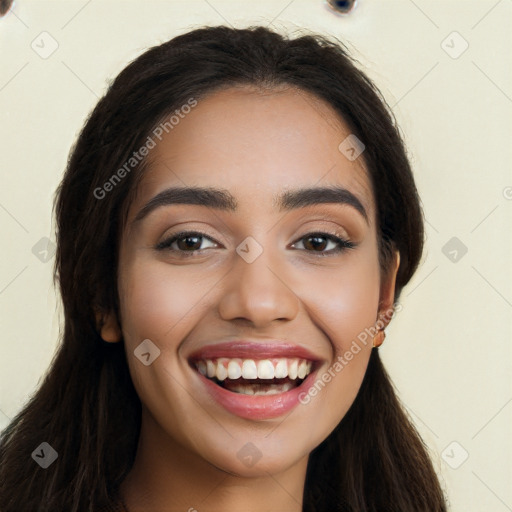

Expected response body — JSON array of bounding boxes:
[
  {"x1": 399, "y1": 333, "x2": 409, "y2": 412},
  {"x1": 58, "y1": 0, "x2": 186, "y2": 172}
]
[{"x1": 95, "y1": 310, "x2": 122, "y2": 343}]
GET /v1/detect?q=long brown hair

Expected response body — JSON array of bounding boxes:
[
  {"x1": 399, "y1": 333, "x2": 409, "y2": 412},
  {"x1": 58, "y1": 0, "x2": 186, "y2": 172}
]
[{"x1": 0, "y1": 25, "x2": 446, "y2": 511}]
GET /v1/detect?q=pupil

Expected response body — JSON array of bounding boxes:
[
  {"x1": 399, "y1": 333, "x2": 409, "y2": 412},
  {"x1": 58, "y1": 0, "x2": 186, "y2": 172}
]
[
  {"x1": 307, "y1": 236, "x2": 327, "y2": 251},
  {"x1": 180, "y1": 236, "x2": 201, "y2": 250}
]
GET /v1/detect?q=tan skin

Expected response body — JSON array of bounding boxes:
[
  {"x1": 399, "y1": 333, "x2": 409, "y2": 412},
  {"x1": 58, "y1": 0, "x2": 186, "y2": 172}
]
[{"x1": 98, "y1": 86, "x2": 399, "y2": 512}]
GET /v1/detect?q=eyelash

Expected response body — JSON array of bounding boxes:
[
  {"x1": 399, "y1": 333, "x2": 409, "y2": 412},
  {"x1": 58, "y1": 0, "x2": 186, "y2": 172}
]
[{"x1": 155, "y1": 230, "x2": 356, "y2": 257}]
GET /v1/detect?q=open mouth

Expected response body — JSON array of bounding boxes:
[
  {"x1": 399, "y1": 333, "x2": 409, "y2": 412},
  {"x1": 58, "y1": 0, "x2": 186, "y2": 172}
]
[{"x1": 191, "y1": 357, "x2": 314, "y2": 396}]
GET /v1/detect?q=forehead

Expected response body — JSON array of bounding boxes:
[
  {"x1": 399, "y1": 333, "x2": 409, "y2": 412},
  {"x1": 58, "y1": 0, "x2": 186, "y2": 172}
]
[{"x1": 129, "y1": 86, "x2": 374, "y2": 222}]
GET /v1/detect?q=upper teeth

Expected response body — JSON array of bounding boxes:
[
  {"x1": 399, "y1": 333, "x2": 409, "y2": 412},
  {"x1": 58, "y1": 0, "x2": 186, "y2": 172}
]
[{"x1": 195, "y1": 358, "x2": 313, "y2": 381}]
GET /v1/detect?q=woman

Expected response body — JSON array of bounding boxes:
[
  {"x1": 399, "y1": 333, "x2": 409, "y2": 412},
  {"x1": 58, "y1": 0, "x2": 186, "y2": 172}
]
[{"x1": 0, "y1": 25, "x2": 447, "y2": 511}]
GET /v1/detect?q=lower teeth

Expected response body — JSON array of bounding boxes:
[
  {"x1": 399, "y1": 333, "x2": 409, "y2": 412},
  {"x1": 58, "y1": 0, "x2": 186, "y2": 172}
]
[
  {"x1": 209, "y1": 377, "x2": 303, "y2": 395},
  {"x1": 227, "y1": 382, "x2": 295, "y2": 395}
]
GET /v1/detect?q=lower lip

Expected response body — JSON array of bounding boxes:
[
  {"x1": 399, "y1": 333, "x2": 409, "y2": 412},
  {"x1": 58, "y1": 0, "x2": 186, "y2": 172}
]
[{"x1": 194, "y1": 366, "x2": 318, "y2": 420}]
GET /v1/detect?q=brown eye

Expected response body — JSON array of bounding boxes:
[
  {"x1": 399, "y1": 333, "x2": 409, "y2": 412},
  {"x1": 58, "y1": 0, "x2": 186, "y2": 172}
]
[
  {"x1": 303, "y1": 235, "x2": 330, "y2": 252},
  {"x1": 292, "y1": 232, "x2": 355, "y2": 255},
  {"x1": 156, "y1": 231, "x2": 218, "y2": 254},
  {"x1": 175, "y1": 234, "x2": 203, "y2": 251}
]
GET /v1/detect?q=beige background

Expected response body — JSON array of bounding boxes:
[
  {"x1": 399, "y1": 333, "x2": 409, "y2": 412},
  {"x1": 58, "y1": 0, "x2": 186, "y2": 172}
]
[{"x1": 1, "y1": 1, "x2": 511, "y2": 510}]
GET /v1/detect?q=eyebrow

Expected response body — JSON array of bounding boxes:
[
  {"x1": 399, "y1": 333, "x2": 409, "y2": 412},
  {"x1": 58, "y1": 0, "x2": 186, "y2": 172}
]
[{"x1": 132, "y1": 185, "x2": 368, "y2": 223}]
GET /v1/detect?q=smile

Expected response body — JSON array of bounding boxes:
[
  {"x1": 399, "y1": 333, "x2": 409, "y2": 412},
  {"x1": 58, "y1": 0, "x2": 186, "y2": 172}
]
[
  {"x1": 187, "y1": 341, "x2": 322, "y2": 420},
  {"x1": 194, "y1": 357, "x2": 313, "y2": 396}
]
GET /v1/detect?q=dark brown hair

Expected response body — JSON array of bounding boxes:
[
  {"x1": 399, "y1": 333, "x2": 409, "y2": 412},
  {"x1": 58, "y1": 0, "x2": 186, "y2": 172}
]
[{"x1": 0, "y1": 25, "x2": 446, "y2": 511}]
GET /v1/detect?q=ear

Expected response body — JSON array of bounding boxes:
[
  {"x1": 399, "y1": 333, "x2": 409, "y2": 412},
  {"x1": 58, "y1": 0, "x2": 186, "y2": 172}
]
[
  {"x1": 378, "y1": 250, "x2": 400, "y2": 326},
  {"x1": 95, "y1": 309, "x2": 122, "y2": 343}
]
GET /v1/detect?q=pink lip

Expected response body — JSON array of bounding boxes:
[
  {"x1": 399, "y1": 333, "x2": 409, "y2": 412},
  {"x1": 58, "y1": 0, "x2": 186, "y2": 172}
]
[
  {"x1": 188, "y1": 340, "x2": 322, "y2": 420},
  {"x1": 188, "y1": 340, "x2": 320, "y2": 361},
  {"x1": 194, "y1": 367, "x2": 319, "y2": 420}
]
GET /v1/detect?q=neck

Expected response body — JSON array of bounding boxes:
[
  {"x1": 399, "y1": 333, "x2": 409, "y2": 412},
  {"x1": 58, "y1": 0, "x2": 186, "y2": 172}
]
[{"x1": 119, "y1": 408, "x2": 307, "y2": 512}]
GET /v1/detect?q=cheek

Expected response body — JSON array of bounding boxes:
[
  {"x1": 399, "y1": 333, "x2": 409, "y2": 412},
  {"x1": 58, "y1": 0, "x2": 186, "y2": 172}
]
[
  {"x1": 116, "y1": 258, "x2": 214, "y2": 432},
  {"x1": 298, "y1": 246, "x2": 381, "y2": 354},
  {"x1": 118, "y1": 258, "x2": 211, "y2": 344},
  {"x1": 293, "y1": 245, "x2": 380, "y2": 424}
]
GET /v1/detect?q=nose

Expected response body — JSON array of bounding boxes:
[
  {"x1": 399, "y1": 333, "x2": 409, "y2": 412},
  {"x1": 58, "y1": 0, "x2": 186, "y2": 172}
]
[{"x1": 218, "y1": 244, "x2": 300, "y2": 328}]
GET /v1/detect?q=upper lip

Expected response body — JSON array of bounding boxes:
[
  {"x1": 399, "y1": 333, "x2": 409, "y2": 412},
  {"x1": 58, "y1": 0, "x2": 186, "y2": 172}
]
[{"x1": 188, "y1": 340, "x2": 323, "y2": 362}]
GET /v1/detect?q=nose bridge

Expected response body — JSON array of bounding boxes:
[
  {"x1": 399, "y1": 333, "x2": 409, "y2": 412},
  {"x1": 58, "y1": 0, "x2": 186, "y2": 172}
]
[{"x1": 218, "y1": 235, "x2": 299, "y2": 326}]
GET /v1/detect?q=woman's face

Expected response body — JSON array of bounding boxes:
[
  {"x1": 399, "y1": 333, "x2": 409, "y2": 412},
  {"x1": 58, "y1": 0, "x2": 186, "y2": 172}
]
[{"x1": 108, "y1": 86, "x2": 398, "y2": 476}]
